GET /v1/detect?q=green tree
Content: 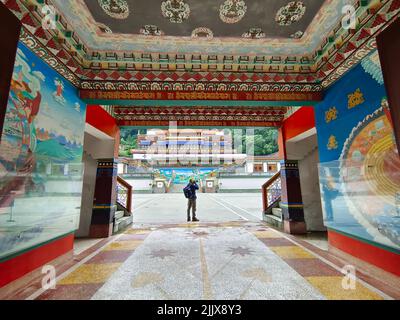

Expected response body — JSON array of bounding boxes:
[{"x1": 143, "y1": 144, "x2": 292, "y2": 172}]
[{"x1": 242, "y1": 128, "x2": 278, "y2": 156}]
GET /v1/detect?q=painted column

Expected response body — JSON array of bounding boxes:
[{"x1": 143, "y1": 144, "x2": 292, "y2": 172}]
[
  {"x1": 89, "y1": 159, "x2": 118, "y2": 238},
  {"x1": 280, "y1": 160, "x2": 307, "y2": 234}
]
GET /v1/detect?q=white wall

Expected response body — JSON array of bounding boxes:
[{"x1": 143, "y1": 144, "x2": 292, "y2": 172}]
[
  {"x1": 298, "y1": 147, "x2": 325, "y2": 231},
  {"x1": 126, "y1": 179, "x2": 153, "y2": 191},
  {"x1": 219, "y1": 178, "x2": 267, "y2": 190},
  {"x1": 76, "y1": 152, "x2": 98, "y2": 237},
  {"x1": 286, "y1": 133, "x2": 325, "y2": 231},
  {"x1": 83, "y1": 133, "x2": 115, "y2": 160}
]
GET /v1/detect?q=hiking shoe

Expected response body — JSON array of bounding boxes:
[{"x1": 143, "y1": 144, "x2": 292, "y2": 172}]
[
  {"x1": 187, "y1": 217, "x2": 191, "y2": 222},
  {"x1": 192, "y1": 217, "x2": 199, "y2": 222}
]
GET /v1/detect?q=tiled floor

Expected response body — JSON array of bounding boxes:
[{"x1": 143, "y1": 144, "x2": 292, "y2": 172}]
[
  {"x1": 35, "y1": 221, "x2": 389, "y2": 300},
  {"x1": 21, "y1": 194, "x2": 396, "y2": 300}
]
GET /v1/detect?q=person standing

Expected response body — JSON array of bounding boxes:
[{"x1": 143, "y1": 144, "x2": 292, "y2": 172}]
[{"x1": 184, "y1": 178, "x2": 199, "y2": 222}]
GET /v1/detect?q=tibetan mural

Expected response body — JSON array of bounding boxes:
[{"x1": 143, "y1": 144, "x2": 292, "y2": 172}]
[
  {"x1": 0, "y1": 42, "x2": 87, "y2": 260},
  {"x1": 315, "y1": 50, "x2": 400, "y2": 252},
  {"x1": 155, "y1": 168, "x2": 217, "y2": 185}
]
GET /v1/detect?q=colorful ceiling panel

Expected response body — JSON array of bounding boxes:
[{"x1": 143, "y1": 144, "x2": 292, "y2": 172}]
[
  {"x1": 113, "y1": 105, "x2": 288, "y2": 126},
  {"x1": 84, "y1": 0, "x2": 322, "y2": 39},
  {"x1": 52, "y1": 0, "x2": 343, "y2": 56},
  {"x1": 2, "y1": 0, "x2": 400, "y2": 92}
]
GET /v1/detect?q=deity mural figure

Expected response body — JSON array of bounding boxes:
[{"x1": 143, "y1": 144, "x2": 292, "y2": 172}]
[{"x1": 53, "y1": 78, "x2": 66, "y2": 105}]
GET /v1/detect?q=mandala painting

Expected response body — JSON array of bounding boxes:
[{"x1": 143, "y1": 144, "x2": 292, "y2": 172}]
[{"x1": 339, "y1": 106, "x2": 400, "y2": 249}]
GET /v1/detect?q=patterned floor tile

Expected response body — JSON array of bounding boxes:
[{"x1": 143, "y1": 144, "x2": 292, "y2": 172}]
[
  {"x1": 58, "y1": 263, "x2": 122, "y2": 285},
  {"x1": 284, "y1": 258, "x2": 342, "y2": 277},
  {"x1": 27, "y1": 220, "x2": 390, "y2": 301},
  {"x1": 103, "y1": 240, "x2": 143, "y2": 251},
  {"x1": 259, "y1": 238, "x2": 294, "y2": 247},
  {"x1": 306, "y1": 276, "x2": 384, "y2": 300},
  {"x1": 253, "y1": 230, "x2": 284, "y2": 239},
  {"x1": 91, "y1": 226, "x2": 326, "y2": 300},
  {"x1": 270, "y1": 246, "x2": 315, "y2": 259},
  {"x1": 87, "y1": 250, "x2": 133, "y2": 264}
]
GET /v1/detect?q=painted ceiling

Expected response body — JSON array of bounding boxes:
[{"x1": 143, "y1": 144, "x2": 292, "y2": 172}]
[
  {"x1": 113, "y1": 105, "x2": 288, "y2": 127},
  {"x1": 2, "y1": 0, "x2": 400, "y2": 92},
  {"x1": 52, "y1": 0, "x2": 347, "y2": 56},
  {"x1": 83, "y1": 0, "x2": 324, "y2": 39}
]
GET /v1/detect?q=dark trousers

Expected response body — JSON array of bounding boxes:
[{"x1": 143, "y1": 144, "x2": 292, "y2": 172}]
[{"x1": 187, "y1": 199, "x2": 197, "y2": 219}]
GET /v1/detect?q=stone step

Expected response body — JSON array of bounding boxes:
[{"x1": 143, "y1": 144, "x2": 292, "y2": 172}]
[
  {"x1": 115, "y1": 211, "x2": 125, "y2": 220},
  {"x1": 272, "y1": 207, "x2": 283, "y2": 218},
  {"x1": 263, "y1": 214, "x2": 283, "y2": 230},
  {"x1": 114, "y1": 215, "x2": 133, "y2": 234}
]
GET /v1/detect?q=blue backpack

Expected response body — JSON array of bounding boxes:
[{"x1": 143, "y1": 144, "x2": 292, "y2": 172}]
[{"x1": 183, "y1": 185, "x2": 191, "y2": 199}]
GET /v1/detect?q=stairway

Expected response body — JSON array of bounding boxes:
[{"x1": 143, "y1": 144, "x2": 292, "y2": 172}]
[
  {"x1": 264, "y1": 201, "x2": 284, "y2": 229},
  {"x1": 114, "y1": 176, "x2": 133, "y2": 234},
  {"x1": 113, "y1": 210, "x2": 133, "y2": 234},
  {"x1": 262, "y1": 172, "x2": 284, "y2": 229}
]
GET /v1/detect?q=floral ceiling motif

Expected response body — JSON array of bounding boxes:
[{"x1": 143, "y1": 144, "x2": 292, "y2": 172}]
[
  {"x1": 191, "y1": 27, "x2": 214, "y2": 39},
  {"x1": 161, "y1": 0, "x2": 190, "y2": 23},
  {"x1": 219, "y1": 0, "x2": 247, "y2": 24},
  {"x1": 290, "y1": 31, "x2": 304, "y2": 39},
  {"x1": 54, "y1": 0, "x2": 340, "y2": 56},
  {"x1": 5, "y1": 0, "x2": 399, "y2": 92},
  {"x1": 276, "y1": 1, "x2": 306, "y2": 26},
  {"x1": 98, "y1": 0, "x2": 130, "y2": 19},
  {"x1": 97, "y1": 23, "x2": 113, "y2": 34},
  {"x1": 140, "y1": 25, "x2": 164, "y2": 36},
  {"x1": 242, "y1": 28, "x2": 266, "y2": 39}
]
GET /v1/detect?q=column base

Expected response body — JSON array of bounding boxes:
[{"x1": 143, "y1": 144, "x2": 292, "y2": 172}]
[
  {"x1": 284, "y1": 220, "x2": 307, "y2": 235},
  {"x1": 89, "y1": 223, "x2": 113, "y2": 238}
]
